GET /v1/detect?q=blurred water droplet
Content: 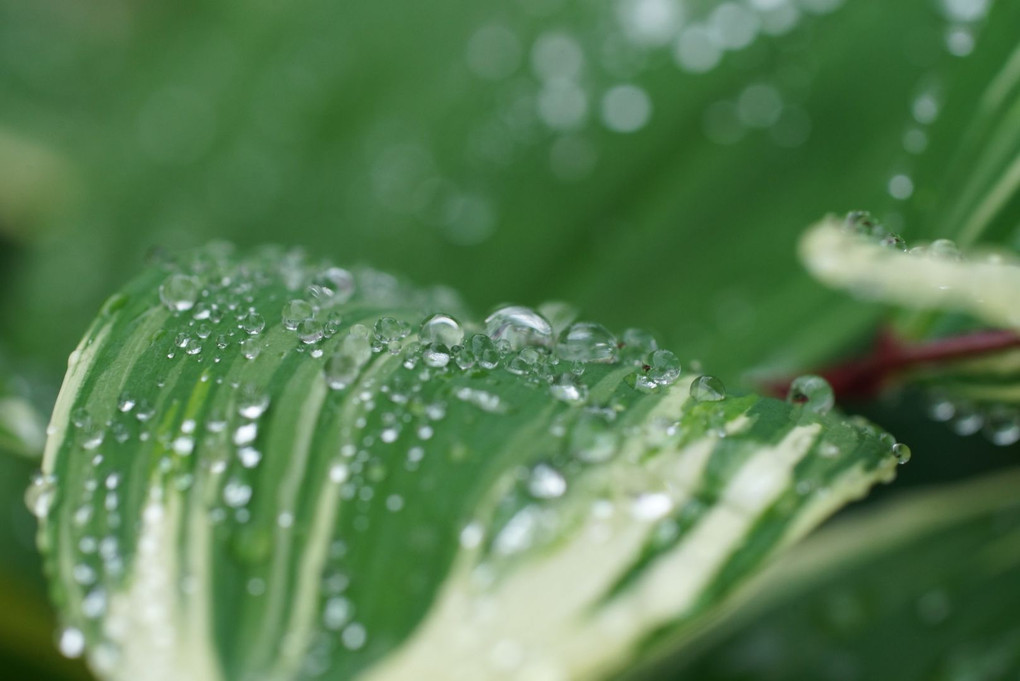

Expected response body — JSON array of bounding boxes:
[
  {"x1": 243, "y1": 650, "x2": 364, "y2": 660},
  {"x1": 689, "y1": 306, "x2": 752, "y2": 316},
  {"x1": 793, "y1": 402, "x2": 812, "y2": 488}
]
[
  {"x1": 690, "y1": 375, "x2": 726, "y2": 402},
  {"x1": 528, "y1": 463, "x2": 567, "y2": 499},
  {"x1": 632, "y1": 492, "x2": 673, "y2": 521},
  {"x1": 787, "y1": 375, "x2": 835, "y2": 414},
  {"x1": 25, "y1": 473, "x2": 56, "y2": 519},
  {"x1": 223, "y1": 477, "x2": 253, "y2": 508},
  {"x1": 58, "y1": 626, "x2": 85, "y2": 658},
  {"x1": 983, "y1": 407, "x2": 1020, "y2": 446}
]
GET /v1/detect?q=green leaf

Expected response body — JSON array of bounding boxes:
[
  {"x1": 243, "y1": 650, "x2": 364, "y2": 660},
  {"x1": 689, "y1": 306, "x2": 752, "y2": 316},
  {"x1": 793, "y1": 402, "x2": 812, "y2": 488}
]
[
  {"x1": 38, "y1": 246, "x2": 902, "y2": 681},
  {"x1": 0, "y1": 0, "x2": 948, "y2": 384},
  {"x1": 660, "y1": 467, "x2": 1020, "y2": 681},
  {"x1": 905, "y1": 0, "x2": 1020, "y2": 250}
]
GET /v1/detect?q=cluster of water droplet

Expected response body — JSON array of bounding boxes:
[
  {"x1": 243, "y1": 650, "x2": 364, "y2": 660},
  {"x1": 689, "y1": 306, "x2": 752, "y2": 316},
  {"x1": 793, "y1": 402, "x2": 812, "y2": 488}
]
[
  {"x1": 926, "y1": 392, "x2": 1020, "y2": 447},
  {"x1": 34, "y1": 244, "x2": 916, "y2": 675},
  {"x1": 840, "y1": 210, "x2": 979, "y2": 263}
]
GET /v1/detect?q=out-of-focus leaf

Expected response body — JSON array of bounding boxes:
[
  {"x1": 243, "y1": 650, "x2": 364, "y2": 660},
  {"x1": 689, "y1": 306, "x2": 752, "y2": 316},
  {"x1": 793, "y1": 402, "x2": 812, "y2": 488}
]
[
  {"x1": 654, "y1": 467, "x2": 1020, "y2": 681},
  {"x1": 0, "y1": 0, "x2": 957, "y2": 384},
  {"x1": 905, "y1": 0, "x2": 1020, "y2": 250},
  {"x1": 800, "y1": 217, "x2": 1020, "y2": 331},
  {"x1": 37, "y1": 245, "x2": 902, "y2": 681}
]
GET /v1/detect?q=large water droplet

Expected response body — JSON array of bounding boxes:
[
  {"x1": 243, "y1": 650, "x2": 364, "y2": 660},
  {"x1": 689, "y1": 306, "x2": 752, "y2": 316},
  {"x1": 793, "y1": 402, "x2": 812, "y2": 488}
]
[
  {"x1": 690, "y1": 375, "x2": 726, "y2": 402},
  {"x1": 892, "y1": 442, "x2": 911, "y2": 465},
  {"x1": 787, "y1": 375, "x2": 835, "y2": 414},
  {"x1": 485, "y1": 306, "x2": 553, "y2": 349},
  {"x1": 556, "y1": 322, "x2": 618, "y2": 363},
  {"x1": 419, "y1": 313, "x2": 465, "y2": 347},
  {"x1": 647, "y1": 349, "x2": 681, "y2": 386},
  {"x1": 159, "y1": 274, "x2": 201, "y2": 312}
]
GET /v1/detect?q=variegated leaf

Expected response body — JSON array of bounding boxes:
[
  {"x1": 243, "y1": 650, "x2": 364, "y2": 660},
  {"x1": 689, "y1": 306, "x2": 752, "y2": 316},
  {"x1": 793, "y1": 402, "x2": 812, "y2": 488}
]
[
  {"x1": 665, "y1": 468, "x2": 1020, "y2": 681},
  {"x1": 36, "y1": 245, "x2": 902, "y2": 681}
]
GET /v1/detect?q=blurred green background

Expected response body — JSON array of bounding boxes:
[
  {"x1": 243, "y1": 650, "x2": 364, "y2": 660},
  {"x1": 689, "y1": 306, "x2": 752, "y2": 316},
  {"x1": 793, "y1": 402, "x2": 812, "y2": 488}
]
[{"x1": 1, "y1": 0, "x2": 1014, "y2": 678}]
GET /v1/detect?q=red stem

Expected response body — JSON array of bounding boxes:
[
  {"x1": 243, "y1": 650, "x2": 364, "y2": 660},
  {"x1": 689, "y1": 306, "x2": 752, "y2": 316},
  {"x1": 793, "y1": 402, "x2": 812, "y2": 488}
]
[{"x1": 766, "y1": 328, "x2": 1020, "y2": 402}]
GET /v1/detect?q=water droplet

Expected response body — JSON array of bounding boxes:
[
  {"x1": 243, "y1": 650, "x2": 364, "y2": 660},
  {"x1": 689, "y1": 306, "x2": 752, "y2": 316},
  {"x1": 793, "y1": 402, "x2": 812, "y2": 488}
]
[
  {"x1": 485, "y1": 306, "x2": 553, "y2": 349},
  {"x1": 422, "y1": 344, "x2": 452, "y2": 368},
  {"x1": 528, "y1": 464, "x2": 567, "y2": 499},
  {"x1": 25, "y1": 473, "x2": 56, "y2": 519},
  {"x1": 929, "y1": 238, "x2": 962, "y2": 261},
  {"x1": 58, "y1": 626, "x2": 85, "y2": 658},
  {"x1": 470, "y1": 334, "x2": 501, "y2": 369},
  {"x1": 621, "y1": 328, "x2": 658, "y2": 357},
  {"x1": 223, "y1": 477, "x2": 253, "y2": 507},
  {"x1": 570, "y1": 413, "x2": 619, "y2": 463},
  {"x1": 556, "y1": 322, "x2": 618, "y2": 363},
  {"x1": 601, "y1": 84, "x2": 652, "y2": 133},
  {"x1": 374, "y1": 317, "x2": 411, "y2": 342},
  {"x1": 419, "y1": 313, "x2": 465, "y2": 347},
  {"x1": 690, "y1": 375, "x2": 726, "y2": 402},
  {"x1": 240, "y1": 338, "x2": 261, "y2": 360},
  {"x1": 892, "y1": 442, "x2": 911, "y2": 465},
  {"x1": 159, "y1": 273, "x2": 201, "y2": 312},
  {"x1": 238, "y1": 447, "x2": 262, "y2": 468},
  {"x1": 341, "y1": 622, "x2": 367, "y2": 650},
  {"x1": 787, "y1": 375, "x2": 835, "y2": 414},
  {"x1": 240, "y1": 311, "x2": 266, "y2": 335},
  {"x1": 549, "y1": 373, "x2": 589, "y2": 404},
  {"x1": 282, "y1": 299, "x2": 315, "y2": 330},
  {"x1": 455, "y1": 387, "x2": 505, "y2": 413},
  {"x1": 234, "y1": 421, "x2": 258, "y2": 446},
  {"x1": 843, "y1": 210, "x2": 883, "y2": 237},
  {"x1": 315, "y1": 267, "x2": 356, "y2": 304},
  {"x1": 117, "y1": 392, "x2": 136, "y2": 413},
  {"x1": 951, "y1": 402, "x2": 983, "y2": 435},
  {"x1": 238, "y1": 388, "x2": 270, "y2": 419},
  {"x1": 325, "y1": 327, "x2": 373, "y2": 390},
  {"x1": 323, "y1": 597, "x2": 352, "y2": 630},
  {"x1": 647, "y1": 349, "x2": 681, "y2": 386},
  {"x1": 297, "y1": 319, "x2": 325, "y2": 344},
  {"x1": 631, "y1": 492, "x2": 673, "y2": 521},
  {"x1": 983, "y1": 407, "x2": 1020, "y2": 446}
]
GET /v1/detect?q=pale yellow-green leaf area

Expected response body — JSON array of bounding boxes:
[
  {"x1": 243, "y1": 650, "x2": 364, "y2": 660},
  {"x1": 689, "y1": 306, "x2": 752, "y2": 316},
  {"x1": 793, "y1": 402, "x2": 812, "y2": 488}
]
[{"x1": 800, "y1": 217, "x2": 1020, "y2": 329}]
